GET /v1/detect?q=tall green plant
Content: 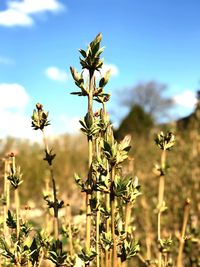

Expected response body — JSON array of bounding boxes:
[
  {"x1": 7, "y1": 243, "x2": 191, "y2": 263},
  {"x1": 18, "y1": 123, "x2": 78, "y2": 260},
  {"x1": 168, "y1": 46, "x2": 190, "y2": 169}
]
[
  {"x1": 155, "y1": 131, "x2": 175, "y2": 267},
  {"x1": 71, "y1": 33, "x2": 140, "y2": 267},
  {"x1": 70, "y1": 33, "x2": 104, "y2": 266},
  {"x1": 32, "y1": 103, "x2": 64, "y2": 240}
]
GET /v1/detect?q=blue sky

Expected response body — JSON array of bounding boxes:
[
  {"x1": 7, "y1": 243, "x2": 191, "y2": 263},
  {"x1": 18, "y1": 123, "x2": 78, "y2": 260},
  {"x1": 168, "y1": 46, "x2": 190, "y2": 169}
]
[{"x1": 0, "y1": 0, "x2": 200, "y2": 139}]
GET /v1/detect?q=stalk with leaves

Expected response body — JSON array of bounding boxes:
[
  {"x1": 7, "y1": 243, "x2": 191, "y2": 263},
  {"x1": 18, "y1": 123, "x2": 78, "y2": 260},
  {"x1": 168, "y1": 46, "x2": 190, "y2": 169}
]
[
  {"x1": 31, "y1": 104, "x2": 77, "y2": 267},
  {"x1": 155, "y1": 131, "x2": 175, "y2": 267},
  {"x1": 93, "y1": 75, "x2": 112, "y2": 267},
  {"x1": 176, "y1": 198, "x2": 191, "y2": 267},
  {"x1": 32, "y1": 103, "x2": 64, "y2": 240},
  {"x1": 70, "y1": 33, "x2": 104, "y2": 266},
  {"x1": 71, "y1": 33, "x2": 141, "y2": 267},
  {"x1": 7, "y1": 153, "x2": 23, "y2": 240},
  {"x1": 3, "y1": 157, "x2": 10, "y2": 241}
]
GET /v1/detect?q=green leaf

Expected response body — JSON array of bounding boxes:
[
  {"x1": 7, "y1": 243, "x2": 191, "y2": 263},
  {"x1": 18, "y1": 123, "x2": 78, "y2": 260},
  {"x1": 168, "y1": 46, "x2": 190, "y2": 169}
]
[
  {"x1": 99, "y1": 69, "x2": 111, "y2": 87},
  {"x1": 78, "y1": 248, "x2": 97, "y2": 263},
  {"x1": 119, "y1": 239, "x2": 140, "y2": 262},
  {"x1": 79, "y1": 49, "x2": 87, "y2": 58},
  {"x1": 43, "y1": 149, "x2": 56, "y2": 166},
  {"x1": 6, "y1": 210, "x2": 16, "y2": 229},
  {"x1": 100, "y1": 231, "x2": 113, "y2": 251}
]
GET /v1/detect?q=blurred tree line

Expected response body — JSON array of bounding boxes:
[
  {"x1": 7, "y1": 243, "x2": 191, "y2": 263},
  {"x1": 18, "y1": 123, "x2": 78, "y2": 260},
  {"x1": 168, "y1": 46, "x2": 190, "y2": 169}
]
[{"x1": 115, "y1": 80, "x2": 173, "y2": 140}]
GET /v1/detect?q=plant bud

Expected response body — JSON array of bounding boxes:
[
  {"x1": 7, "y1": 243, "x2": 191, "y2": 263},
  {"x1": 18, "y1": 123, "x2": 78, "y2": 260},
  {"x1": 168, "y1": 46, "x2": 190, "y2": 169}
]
[
  {"x1": 36, "y1": 103, "x2": 43, "y2": 110},
  {"x1": 85, "y1": 112, "x2": 93, "y2": 128},
  {"x1": 99, "y1": 70, "x2": 111, "y2": 87},
  {"x1": 8, "y1": 152, "x2": 15, "y2": 157},
  {"x1": 70, "y1": 67, "x2": 80, "y2": 82},
  {"x1": 185, "y1": 198, "x2": 191, "y2": 205}
]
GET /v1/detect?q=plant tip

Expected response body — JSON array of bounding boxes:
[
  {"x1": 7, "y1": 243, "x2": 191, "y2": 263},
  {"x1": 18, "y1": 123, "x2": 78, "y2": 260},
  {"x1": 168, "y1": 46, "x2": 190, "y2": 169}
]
[
  {"x1": 185, "y1": 198, "x2": 191, "y2": 205},
  {"x1": 8, "y1": 152, "x2": 15, "y2": 157},
  {"x1": 36, "y1": 103, "x2": 43, "y2": 110}
]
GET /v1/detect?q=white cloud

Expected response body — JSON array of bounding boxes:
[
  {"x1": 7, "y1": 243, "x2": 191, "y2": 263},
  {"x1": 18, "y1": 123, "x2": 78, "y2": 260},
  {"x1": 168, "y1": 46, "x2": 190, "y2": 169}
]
[
  {"x1": 0, "y1": 8, "x2": 33, "y2": 27},
  {"x1": 57, "y1": 115, "x2": 80, "y2": 134},
  {"x1": 45, "y1": 66, "x2": 68, "y2": 82},
  {"x1": 173, "y1": 90, "x2": 197, "y2": 109},
  {"x1": 0, "y1": 56, "x2": 15, "y2": 65},
  {"x1": 9, "y1": 0, "x2": 64, "y2": 14},
  {"x1": 0, "y1": 83, "x2": 56, "y2": 140},
  {"x1": 0, "y1": 106, "x2": 53, "y2": 141},
  {"x1": 0, "y1": 83, "x2": 29, "y2": 109},
  {"x1": 0, "y1": 0, "x2": 65, "y2": 27},
  {"x1": 0, "y1": 83, "x2": 37, "y2": 140},
  {"x1": 0, "y1": 109, "x2": 38, "y2": 140}
]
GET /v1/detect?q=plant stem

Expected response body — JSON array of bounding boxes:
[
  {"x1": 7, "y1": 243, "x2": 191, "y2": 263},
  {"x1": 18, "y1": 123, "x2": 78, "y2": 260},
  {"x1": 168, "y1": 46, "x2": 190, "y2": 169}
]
[
  {"x1": 15, "y1": 189, "x2": 20, "y2": 239},
  {"x1": 86, "y1": 134, "x2": 92, "y2": 252},
  {"x1": 176, "y1": 199, "x2": 191, "y2": 267},
  {"x1": 105, "y1": 190, "x2": 110, "y2": 267},
  {"x1": 44, "y1": 177, "x2": 51, "y2": 233},
  {"x1": 3, "y1": 159, "x2": 9, "y2": 238},
  {"x1": 121, "y1": 203, "x2": 131, "y2": 267},
  {"x1": 101, "y1": 250, "x2": 104, "y2": 267},
  {"x1": 85, "y1": 70, "x2": 94, "y2": 267},
  {"x1": 42, "y1": 130, "x2": 59, "y2": 239},
  {"x1": 157, "y1": 149, "x2": 166, "y2": 267},
  {"x1": 111, "y1": 165, "x2": 117, "y2": 267},
  {"x1": 157, "y1": 176, "x2": 164, "y2": 241},
  {"x1": 38, "y1": 250, "x2": 44, "y2": 267},
  {"x1": 11, "y1": 156, "x2": 20, "y2": 240},
  {"x1": 102, "y1": 101, "x2": 111, "y2": 267},
  {"x1": 137, "y1": 253, "x2": 149, "y2": 266},
  {"x1": 124, "y1": 203, "x2": 131, "y2": 233},
  {"x1": 164, "y1": 253, "x2": 168, "y2": 267},
  {"x1": 96, "y1": 190, "x2": 100, "y2": 267},
  {"x1": 6, "y1": 169, "x2": 10, "y2": 211},
  {"x1": 50, "y1": 167, "x2": 59, "y2": 239},
  {"x1": 66, "y1": 202, "x2": 73, "y2": 256},
  {"x1": 88, "y1": 70, "x2": 94, "y2": 115},
  {"x1": 95, "y1": 139, "x2": 100, "y2": 267}
]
